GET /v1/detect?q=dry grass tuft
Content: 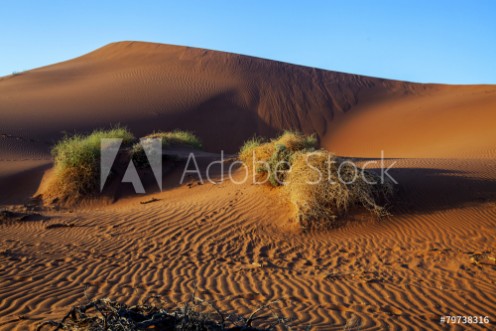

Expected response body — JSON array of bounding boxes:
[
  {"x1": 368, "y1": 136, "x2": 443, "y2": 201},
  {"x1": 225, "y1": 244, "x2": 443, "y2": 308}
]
[
  {"x1": 239, "y1": 131, "x2": 317, "y2": 185},
  {"x1": 36, "y1": 296, "x2": 294, "y2": 331},
  {"x1": 287, "y1": 151, "x2": 394, "y2": 228},
  {"x1": 238, "y1": 132, "x2": 394, "y2": 228},
  {"x1": 273, "y1": 131, "x2": 318, "y2": 152}
]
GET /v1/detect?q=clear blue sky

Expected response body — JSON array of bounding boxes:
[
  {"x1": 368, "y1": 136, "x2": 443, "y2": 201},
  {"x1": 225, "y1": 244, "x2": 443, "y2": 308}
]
[{"x1": 2, "y1": 0, "x2": 495, "y2": 84}]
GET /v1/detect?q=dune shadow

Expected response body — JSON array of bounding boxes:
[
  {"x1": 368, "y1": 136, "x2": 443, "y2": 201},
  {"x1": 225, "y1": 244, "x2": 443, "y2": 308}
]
[
  {"x1": 380, "y1": 167, "x2": 496, "y2": 215},
  {"x1": 0, "y1": 162, "x2": 52, "y2": 205},
  {"x1": 108, "y1": 151, "x2": 231, "y2": 201},
  {"x1": 100, "y1": 148, "x2": 496, "y2": 218},
  {"x1": 0, "y1": 210, "x2": 51, "y2": 225}
]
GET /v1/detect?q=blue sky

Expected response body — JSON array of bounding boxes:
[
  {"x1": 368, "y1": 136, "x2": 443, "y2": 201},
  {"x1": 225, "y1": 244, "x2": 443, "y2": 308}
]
[{"x1": 1, "y1": 0, "x2": 495, "y2": 84}]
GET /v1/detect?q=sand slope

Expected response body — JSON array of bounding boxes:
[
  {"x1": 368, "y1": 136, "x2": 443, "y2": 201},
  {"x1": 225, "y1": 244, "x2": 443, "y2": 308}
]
[
  {"x1": 1, "y1": 159, "x2": 495, "y2": 330},
  {"x1": 0, "y1": 42, "x2": 495, "y2": 330},
  {"x1": 1, "y1": 41, "x2": 495, "y2": 157}
]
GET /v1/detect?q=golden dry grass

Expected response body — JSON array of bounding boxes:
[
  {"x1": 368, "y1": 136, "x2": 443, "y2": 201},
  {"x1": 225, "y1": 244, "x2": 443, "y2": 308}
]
[
  {"x1": 239, "y1": 131, "x2": 317, "y2": 185},
  {"x1": 238, "y1": 132, "x2": 394, "y2": 227},
  {"x1": 286, "y1": 151, "x2": 394, "y2": 228}
]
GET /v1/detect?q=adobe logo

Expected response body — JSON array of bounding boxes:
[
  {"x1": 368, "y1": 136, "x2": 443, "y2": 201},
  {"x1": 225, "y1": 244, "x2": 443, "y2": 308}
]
[{"x1": 100, "y1": 138, "x2": 162, "y2": 193}]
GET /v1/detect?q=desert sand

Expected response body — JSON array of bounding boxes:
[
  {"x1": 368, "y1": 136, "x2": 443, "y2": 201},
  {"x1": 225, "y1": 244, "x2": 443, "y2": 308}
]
[{"x1": 0, "y1": 41, "x2": 495, "y2": 330}]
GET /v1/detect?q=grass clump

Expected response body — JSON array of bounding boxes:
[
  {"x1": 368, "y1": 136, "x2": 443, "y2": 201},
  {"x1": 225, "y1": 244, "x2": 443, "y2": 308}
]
[
  {"x1": 273, "y1": 131, "x2": 317, "y2": 151},
  {"x1": 131, "y1": 130, "x2": 202, "y2": 168},
  {"x1": 51, "y1": 127, "x2": 134, "y2": 200},
  {"x1": 239, "y1": 136, "x2": 265, "y2": 156},
  {"x1": 266, "y1": 144, "x2": 292, "y2": 186},
  {"x1": 238, "y1": 132, "x2": 394, "y2": 228},
  {"x1": 239, "y1": 131, "x2": 317, "y2": 186},
  {"x1": 145, "y1": 130, "x2": 202, "y2": 149},
  {"x1": 286, "y1": 151, "x2": 394, "y2": 228}
]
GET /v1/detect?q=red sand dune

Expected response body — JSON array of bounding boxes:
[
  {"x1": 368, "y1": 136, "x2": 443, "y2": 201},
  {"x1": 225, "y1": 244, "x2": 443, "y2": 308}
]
[
  {"x1": 1, "y1": 41, "x2": 494, "y2": 157},
  {"x1": 0, "y1": 42, "x2": 495, "y2": 330}
]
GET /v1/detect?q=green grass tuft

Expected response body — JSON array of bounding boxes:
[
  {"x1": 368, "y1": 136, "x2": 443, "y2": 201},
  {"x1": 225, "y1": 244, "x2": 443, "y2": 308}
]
[
  {"x1": 50, "y1": 127, "x2": 134, "y2": 199},
  {"x1": 131, "y1": 130, "x2": 202, "y2": 168},
  {"x1": 144, "y1": 130, "x2": 202, "y2": 149},
  {"x1": 239, "y1": 136, "x2": 265, "y2": 157}
]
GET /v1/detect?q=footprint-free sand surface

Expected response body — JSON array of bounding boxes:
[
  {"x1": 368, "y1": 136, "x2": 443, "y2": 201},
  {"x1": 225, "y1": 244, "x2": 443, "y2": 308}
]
[{"x1": 0, "y1": 41, "x2": 495, "y2": 330}]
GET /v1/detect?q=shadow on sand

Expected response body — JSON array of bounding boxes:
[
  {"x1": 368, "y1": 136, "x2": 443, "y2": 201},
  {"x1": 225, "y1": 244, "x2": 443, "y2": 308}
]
[{"x1": 382, "y1": 167, "x2": 496, "y2": 215}]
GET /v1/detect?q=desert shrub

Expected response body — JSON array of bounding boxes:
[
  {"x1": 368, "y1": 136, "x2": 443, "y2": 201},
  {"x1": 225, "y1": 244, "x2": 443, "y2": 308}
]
[
  {"x1": 130, "y1": 141, "x2": 151, "y2": 169},
  {"x1": 239, "y1": 136, "x2": 265, "y2": 158},
  {"x1": 36, "y1": 297, "x2": 292, "y2": 331},
  {"x1": 286, "y1": 151, "x2": 394, "y2": 228},
  {"x1": 131, "y1": 130, "x2": 202, "y2": 168},
  {"x1": 145, "y1": 130, "x2": 202, "y2": 149},
  {"x1": 238, "y1": 132, "x2": 394, "y2": 227},
  {"x1": 239, "y1": 131, "x2": 317, "y2": 185},
  {"x1": 274, "y1": 131, "x2": 318, "y2": 151},
  {"x1": 51, "y1": 127, "x2": 134, "y2": 199},
  {"x1": 266, "y1": 144, "x2": 292, "y2": 186}
]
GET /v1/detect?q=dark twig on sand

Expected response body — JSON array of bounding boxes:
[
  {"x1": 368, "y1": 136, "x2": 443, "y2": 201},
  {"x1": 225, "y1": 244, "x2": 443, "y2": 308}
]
[{"x1": 36, "y1": 296, "x2": 295, "y2": 331}]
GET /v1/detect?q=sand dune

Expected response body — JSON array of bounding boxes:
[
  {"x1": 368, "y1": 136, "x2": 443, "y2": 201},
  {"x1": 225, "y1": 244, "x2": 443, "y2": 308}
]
[
  {"x1": 2, "y1": 41, "x2": 495, "y2": 158},
  {"x1": 0, "y1": 41, "x2": 495, "y2": 330},
  {"x1": 1, "y1": 159, "x2": 495, "y2": 330},
  {"x1": 325, "y1": 85, "x2": 496, "y2": 158}
]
